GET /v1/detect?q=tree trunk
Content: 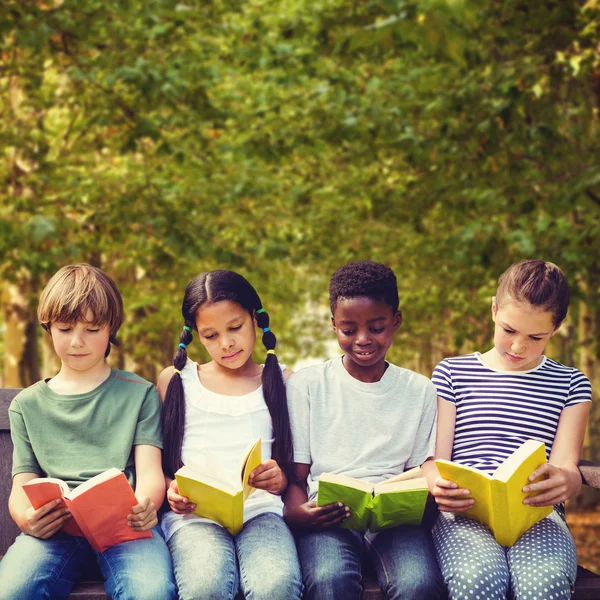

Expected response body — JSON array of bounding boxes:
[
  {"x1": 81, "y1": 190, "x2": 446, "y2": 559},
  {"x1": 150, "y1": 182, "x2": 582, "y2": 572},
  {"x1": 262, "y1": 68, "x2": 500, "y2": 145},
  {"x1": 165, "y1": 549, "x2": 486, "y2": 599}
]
[{"x1": 2, "y1": 282, "x2": 39, "y2": 387}]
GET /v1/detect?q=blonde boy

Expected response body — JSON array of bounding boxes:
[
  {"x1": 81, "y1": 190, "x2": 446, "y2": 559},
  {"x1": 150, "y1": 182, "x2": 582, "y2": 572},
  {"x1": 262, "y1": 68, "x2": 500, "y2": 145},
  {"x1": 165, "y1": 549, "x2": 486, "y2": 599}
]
[{"x1": 0, "y1": 264, "x2": 176, "y2": 600}]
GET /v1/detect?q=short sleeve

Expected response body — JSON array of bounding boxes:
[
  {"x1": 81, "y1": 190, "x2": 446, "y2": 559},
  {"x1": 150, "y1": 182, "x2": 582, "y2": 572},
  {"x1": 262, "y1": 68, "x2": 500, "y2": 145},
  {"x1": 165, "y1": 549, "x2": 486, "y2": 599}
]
[
  {"x1": 406, "y1": 379, "x2": 437, "y2": 468},
  {"x1": 133, "y1": 385, "x2": 162, "y2": 448},
  {"x1": 432, "y1": 359, "x2": 456, "y2": 404},
  {"x1": 286, "y1": 373, "x2": 311, "y2": 465},
  {"x1": 9, "y1": 401, "x2": 42, "y2": 477},
  {"x1": 565, "y1": 369, "x2": 592, "y2": 408}
]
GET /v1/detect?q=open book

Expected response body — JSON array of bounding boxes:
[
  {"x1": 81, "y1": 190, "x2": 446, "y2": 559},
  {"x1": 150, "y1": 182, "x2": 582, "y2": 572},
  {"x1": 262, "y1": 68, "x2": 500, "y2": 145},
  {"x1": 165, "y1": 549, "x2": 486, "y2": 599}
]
[
  {"x1": 435, "y1": 439, "x2": 553, "y2": 547},
  {"x1": 175, "y1": 438, "x2": 262, "y2": 535},
  {"x1": 317, "y1": 467, "x2": 428, "y2": 532},
  {"x1": 22, "y1": 468, "x2": 151, "y2": 552}
]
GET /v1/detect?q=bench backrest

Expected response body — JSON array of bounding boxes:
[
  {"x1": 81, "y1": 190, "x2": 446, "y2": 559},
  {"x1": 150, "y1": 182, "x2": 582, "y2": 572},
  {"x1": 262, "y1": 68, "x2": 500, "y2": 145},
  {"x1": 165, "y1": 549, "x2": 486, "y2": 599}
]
[{"x1": 0, "y1": 389, "x2": 23, "y2": 555}]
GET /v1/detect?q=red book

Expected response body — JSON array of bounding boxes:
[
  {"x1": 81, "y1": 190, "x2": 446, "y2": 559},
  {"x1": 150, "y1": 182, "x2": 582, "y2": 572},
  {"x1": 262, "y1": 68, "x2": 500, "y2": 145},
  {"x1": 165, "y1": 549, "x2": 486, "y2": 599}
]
[{"x1": 23, "y1": 468, "x2": 151, "y2": 552}]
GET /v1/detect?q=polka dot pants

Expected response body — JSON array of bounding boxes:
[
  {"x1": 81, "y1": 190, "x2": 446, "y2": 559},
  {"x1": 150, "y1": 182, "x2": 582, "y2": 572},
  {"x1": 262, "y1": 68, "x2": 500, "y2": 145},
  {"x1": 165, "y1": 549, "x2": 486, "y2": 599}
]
[{"x1": 432, "y1": 510, "x2": 577, "y2": 599}]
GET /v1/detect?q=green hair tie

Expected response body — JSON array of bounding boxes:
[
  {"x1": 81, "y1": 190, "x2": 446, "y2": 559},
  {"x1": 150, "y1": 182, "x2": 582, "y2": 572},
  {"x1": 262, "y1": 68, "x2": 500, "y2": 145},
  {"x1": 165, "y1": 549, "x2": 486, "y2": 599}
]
[
  {"x1": 256, "y1": 308, "x2": 266, "y2": 314},
  {"x1": 183, "y1": 326, "x2": 192, "y2": 332}
]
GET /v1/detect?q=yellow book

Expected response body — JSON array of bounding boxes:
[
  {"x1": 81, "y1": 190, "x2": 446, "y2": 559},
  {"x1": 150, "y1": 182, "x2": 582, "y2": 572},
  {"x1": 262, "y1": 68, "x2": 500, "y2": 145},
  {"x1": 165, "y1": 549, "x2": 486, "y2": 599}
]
[
  {"x1": 317, "y1": 467, "x2": 428, "y2": 532},
  {"x1": 175, "y1": 438, "x2": 262, "y2": 535},
  {"x1": 435, "y1": 440, "x2": 553, "y2": 547}
]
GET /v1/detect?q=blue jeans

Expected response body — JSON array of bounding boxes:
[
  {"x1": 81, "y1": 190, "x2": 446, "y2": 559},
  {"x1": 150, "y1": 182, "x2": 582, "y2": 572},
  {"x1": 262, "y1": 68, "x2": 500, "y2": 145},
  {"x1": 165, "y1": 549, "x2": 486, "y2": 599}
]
[
  {"x1": 295, "y1": 525, "x2": 445, "y2": 600},
  {"x1": 167, "y1": 512, "x2": 303, "y2": 600},
  {"x1": 0, "y1": 525, "x2": 176, "y2": 600}
]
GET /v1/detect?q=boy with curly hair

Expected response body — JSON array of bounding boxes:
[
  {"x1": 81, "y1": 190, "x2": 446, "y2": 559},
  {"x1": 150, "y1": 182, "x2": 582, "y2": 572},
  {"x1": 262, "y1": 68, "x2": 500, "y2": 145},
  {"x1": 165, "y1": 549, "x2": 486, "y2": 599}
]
[{"x1": 284, "y1": 260, "x2": 443, "y2": 600}]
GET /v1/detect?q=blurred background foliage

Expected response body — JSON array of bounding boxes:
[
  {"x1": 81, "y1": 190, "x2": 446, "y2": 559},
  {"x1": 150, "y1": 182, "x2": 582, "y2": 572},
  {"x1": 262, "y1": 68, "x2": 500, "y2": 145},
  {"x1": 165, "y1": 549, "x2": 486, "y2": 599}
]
[{"x1": 1, "y1": 0, "x2": 600, "y2": 564}]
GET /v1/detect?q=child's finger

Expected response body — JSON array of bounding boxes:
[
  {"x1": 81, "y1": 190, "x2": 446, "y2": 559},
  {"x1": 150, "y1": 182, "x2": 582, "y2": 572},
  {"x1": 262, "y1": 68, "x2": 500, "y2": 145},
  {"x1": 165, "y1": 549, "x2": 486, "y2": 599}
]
[
  {"x1": 437, "y1": 497, "x2": 475, "y2": 511},
  {"x1": 170, "y1": 499, "x2": 196, "y2": 513},
  {"x1": 435, "y1": 485, "x2": 471, "y2": 498},
  {"x1": 524, "y1": 488, "x2": 566, "y2": 506},
  {"x1": 435, "y1": 477, "x2": 459, "y2": 490},
  {"x1": 167, "y1": 490, "x2": 189, "y2": 504},
  {"x1": 249, "y1": 464, "x2": 269, "y2": 479},
  {"x1": 318, "y1": 506, "x2": 349, "y2": 526},
  {"x1": 250, "y1": 468, "x2": 277, "y2": 483},
  {"x1": 130, "y1": 498, "x2": 150, "y2": 514},
  {"x1": 37, "y1": 511, "x2": 71, "y2": 539},
  {"x1": 523, "y1": 477, "x2": 556, "y2": 493},
  {"x1": 33, "y1": 506, "x2": 70, "y2": 531},
  {"x1": 33, "y1": 498, "x2": 64, "y2": 521},
  {"x1": 527, "y1": 463, "x2": 553, "y2": 482},
  {"x1": 313, "y1": 501, "x2": 346, "y2": 515},
  {"x1": 129, "y1": 500, "x2": 154, "y2": 522}
]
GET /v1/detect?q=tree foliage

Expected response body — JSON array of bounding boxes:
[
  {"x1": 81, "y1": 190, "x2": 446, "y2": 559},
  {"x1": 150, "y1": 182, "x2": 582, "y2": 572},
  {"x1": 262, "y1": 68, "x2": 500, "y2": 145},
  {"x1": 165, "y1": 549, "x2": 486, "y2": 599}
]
[{"x1": 1, "y1": 0, "x2": 599, "y2": 401}]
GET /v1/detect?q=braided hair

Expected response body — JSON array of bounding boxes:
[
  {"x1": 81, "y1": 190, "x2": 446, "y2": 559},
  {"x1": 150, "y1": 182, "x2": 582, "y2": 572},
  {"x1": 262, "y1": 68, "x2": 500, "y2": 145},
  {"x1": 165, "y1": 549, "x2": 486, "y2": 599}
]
[{"x1": 162, "y1": 270, "x2": 294, "y2": 481}]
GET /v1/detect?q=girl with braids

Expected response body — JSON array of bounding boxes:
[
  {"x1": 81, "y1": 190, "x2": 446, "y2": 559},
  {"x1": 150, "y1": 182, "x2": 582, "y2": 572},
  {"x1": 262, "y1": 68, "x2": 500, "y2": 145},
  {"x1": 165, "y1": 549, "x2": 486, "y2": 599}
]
[{"x1": 158, "y1": 270, "x2": 302, "y2": 600}]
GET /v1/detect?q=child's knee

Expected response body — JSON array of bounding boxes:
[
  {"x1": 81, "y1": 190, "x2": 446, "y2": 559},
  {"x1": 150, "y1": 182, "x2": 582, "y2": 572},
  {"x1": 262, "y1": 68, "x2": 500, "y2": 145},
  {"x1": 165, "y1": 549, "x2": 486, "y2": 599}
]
[
  {"x1": 111, "y1": 576, "x2": 177, "y2": 600},
  {"x1": 304, "y1": 566, "x2": 361, "y2": 600},
  {"x1": 444, "y1": 561, "x2": 509, "y2": 600},
  {"x1": 511, "y1": 557, "x2": 575, "y2": 600}
]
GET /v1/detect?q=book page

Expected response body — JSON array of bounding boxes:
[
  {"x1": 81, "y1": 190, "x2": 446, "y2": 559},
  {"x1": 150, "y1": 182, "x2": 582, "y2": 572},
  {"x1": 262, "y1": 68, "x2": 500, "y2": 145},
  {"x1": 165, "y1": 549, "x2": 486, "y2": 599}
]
[
  {"x1": 318, "y1": 472, "x2": 373, "y2": 493},
  {"x1": 374, "y1": 476, "x2": 428, "y2": 495},
  {"x1": 66, "y1": 468, "x2": 122, "y2": 500},
  {"x1": 377, "y1": 467, "x2": 424, "y2": 487},
  {"x1": 493, "y1": 440, "x2": 546, "y2": 483},
  {"x1": 241, "y1": 438, "x2": 262, "y2": 501},
  {"x1": 22, "y1": 478, "x2": 69, "y2": 508},
  {"x1": 176, "y1": 466, "x2": 239, "y2": 495},
  {"x1": 182, "y1": 448, "x2": 239, "y2": 493}
]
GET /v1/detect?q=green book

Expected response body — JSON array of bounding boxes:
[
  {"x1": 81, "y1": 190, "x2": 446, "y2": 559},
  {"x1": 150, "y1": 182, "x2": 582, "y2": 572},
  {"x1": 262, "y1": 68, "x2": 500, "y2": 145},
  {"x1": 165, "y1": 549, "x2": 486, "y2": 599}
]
[{"x1": 317, "y1": 468, "x2": 428, "y2": 532}]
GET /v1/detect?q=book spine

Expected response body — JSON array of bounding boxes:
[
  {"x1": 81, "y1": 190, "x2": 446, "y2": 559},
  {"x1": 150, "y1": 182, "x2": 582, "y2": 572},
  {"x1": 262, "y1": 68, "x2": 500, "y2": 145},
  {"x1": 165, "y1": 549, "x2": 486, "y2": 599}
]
[{"x1": 64, "y1": 497, "x2": 99, "y2": 551}]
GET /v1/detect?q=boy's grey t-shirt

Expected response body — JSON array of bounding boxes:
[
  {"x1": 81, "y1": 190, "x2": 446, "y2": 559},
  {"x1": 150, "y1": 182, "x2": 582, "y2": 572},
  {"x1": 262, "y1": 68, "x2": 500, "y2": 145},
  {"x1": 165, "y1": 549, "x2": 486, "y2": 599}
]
[{"x1": 287, "y1": 356, "x2": 437, "y2": 502}]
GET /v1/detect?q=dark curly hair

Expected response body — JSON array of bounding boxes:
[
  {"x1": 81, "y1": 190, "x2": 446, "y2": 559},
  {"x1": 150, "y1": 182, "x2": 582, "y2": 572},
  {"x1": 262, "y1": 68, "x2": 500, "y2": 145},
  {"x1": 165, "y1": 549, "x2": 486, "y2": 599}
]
[{"x1": 329, "y1": 261, "x2": 399, "y2": 314}]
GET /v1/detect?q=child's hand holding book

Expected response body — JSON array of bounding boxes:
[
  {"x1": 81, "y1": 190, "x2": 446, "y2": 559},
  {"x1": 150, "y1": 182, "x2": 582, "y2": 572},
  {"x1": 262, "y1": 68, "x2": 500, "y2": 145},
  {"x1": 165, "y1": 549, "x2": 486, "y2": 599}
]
[
  {"x1": 522, "y1": 461, "x2": 582, "y2": 507},
  {"x1": 284, "y1": 500, "x2": 350, "y2": 530},
  {"x1": 127, "y1": 496, "x2": 157, "y2": 531},
  {"x1": 166, "y1": 479, "x2": 196, "y2": 515},
  {"x1": 248, "y1": 459, "x2": 285, "y2": 494},
  {"x1": 430, "y1": 476, "x2": 474, "y2": 513},
  {"x1": 20, "y1": 496, "x2": 73, "y2": 539}
]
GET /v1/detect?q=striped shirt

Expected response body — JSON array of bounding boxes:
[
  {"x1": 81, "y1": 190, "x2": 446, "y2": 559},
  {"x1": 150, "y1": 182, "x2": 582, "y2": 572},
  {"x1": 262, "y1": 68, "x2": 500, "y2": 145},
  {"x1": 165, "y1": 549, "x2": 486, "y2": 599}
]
[{"x1": 432, "y1": 353, "x2": 592, "y2": 474}]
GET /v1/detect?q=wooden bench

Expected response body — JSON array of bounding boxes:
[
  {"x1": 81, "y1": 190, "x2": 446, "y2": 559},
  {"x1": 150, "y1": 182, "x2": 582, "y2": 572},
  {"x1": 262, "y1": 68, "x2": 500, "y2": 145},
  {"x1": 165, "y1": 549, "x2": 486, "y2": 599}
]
[{"x1": 1, "y1": 388, "x2": 599, "y2": 599}]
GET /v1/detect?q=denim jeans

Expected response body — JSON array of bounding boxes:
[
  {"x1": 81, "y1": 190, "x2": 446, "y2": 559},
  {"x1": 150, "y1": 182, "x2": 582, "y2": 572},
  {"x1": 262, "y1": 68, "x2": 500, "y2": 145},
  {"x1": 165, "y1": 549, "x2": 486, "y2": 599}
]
[
  {"x1": 0, "y1": 525, "x2": 176, "y2": 600},
  {"x1": 167, "y1": 512, "x2": 303, "y2": 600},
  {"x1": 295, "y1": 525, "x2": 445, "y2": 600}
]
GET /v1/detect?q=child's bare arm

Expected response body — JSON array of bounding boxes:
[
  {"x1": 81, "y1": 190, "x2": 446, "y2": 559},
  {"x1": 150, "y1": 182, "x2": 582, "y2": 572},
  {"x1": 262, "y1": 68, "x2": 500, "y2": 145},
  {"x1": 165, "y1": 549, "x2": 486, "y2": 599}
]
[
  {"x1": 129, "y1": 444, "x2": 165, "y2": 531},
  {"x1": 283, "y1": 463, "x2": 348, "y2": 529},
  {"x1": 9, "y1": 472, "x2": 71, "y2": 538},
  {"x1": 427, "y1": 398, "x2": 474, "y2": 512},
  {"x1": 524, "y1": 402, "x2": 590, "y2": 506}
]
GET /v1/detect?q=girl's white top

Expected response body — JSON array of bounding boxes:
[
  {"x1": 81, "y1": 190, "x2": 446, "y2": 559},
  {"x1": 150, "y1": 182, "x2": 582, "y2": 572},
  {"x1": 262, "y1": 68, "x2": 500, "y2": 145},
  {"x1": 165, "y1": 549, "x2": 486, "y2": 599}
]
[{"x1": 161, "y1": 358, "x2": 284, "y2": 542}]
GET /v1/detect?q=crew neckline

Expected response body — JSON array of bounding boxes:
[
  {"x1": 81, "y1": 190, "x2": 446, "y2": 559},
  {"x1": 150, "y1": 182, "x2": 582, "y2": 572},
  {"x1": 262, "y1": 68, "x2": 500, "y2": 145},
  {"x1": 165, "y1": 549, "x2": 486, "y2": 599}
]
[
  {"x1": 40, "y1": 369, "x2": 117, "y2": 401},
  {"x1": 474, "y1": 352, "x2": 547, "y2": 374},
  {"x1": 331, "y1": 355, "x2": 397, "y2": 393}
]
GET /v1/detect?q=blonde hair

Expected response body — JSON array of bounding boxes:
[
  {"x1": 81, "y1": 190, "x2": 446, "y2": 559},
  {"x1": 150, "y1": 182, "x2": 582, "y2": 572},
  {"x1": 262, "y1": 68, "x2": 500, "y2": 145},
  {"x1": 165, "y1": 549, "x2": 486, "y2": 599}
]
[{"x1": 38, "y1": 264, "x2": 124, "y2": 353}]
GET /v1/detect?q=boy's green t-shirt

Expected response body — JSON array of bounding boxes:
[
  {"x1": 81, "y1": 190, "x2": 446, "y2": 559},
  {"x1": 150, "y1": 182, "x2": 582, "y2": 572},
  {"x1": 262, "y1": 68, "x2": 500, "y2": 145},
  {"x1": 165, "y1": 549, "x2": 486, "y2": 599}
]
[{"x1": 9, "y1": 369, "x2": 162, "y2": 491}]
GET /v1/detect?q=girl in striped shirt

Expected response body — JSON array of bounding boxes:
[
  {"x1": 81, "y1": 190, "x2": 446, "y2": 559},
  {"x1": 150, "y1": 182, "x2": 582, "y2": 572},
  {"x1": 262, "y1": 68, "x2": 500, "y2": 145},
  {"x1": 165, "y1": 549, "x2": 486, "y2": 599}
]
[{"x1": 427, "y1": 260, "x2": 591, "y2": 600}]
